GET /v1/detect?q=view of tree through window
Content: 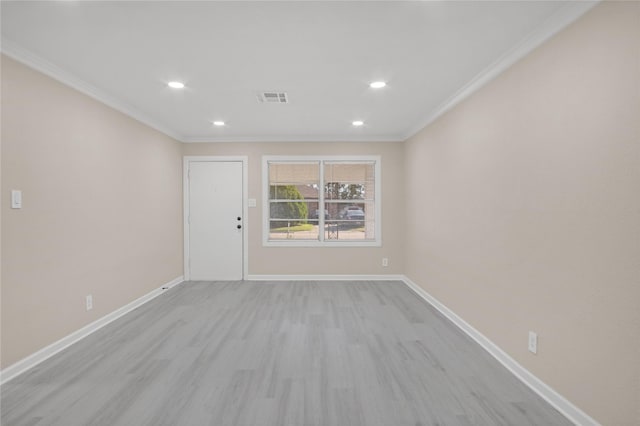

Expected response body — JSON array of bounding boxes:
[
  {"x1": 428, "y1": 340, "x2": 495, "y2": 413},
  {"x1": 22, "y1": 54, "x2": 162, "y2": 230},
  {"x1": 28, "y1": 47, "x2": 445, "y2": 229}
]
[
  {"x1": 265, "y1": 158, "x2": 379, "y2": 245},
  {"x1": 325, "y1": 183, "x2": 365, "y2": 200},
  {"x1": 269, "y1": 185, "x2": 308, "y2": 228}
]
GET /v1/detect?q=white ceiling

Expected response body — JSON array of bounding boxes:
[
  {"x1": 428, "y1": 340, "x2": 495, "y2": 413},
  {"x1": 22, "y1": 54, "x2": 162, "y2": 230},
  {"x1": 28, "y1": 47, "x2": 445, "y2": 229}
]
[{"x1": 1, "y1": 1, "x2": 596, "y2": 143}]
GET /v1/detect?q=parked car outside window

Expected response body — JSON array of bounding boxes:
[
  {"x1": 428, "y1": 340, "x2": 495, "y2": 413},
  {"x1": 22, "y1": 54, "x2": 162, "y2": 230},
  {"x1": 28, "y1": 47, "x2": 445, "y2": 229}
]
[{"x1": 339, "y1": 206, "x2": 365, "y2": 223}]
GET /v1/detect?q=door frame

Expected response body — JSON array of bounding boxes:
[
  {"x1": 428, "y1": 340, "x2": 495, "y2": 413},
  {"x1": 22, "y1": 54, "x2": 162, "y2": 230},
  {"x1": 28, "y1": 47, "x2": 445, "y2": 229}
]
[{"x1": 183, "y1": 156, "x2": 249, "y2": 281}]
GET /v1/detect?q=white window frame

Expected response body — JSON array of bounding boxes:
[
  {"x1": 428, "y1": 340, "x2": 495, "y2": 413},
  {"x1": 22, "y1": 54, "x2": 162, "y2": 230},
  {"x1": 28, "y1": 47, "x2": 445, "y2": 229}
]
[{"x1": 262, "y1": 155, "x2": 381, "y2": 247}]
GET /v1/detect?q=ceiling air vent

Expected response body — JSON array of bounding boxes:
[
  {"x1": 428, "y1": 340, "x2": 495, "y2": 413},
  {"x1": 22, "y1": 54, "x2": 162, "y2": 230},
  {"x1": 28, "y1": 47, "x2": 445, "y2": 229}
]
[{"x1": 258, "y1": 92, "x2": 288, "y2": 103}]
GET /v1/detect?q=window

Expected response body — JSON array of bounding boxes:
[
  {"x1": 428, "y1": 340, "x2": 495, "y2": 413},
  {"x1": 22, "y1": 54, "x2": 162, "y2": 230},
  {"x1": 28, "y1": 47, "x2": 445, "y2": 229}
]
[{"x1": 263, "y1": 156, "x2": 381, "y2": 246}]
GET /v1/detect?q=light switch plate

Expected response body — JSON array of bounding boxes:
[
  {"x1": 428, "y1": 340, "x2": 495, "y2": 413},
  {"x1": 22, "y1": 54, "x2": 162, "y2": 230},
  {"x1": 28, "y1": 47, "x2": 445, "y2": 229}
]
[
  {"x1": 11, "y1": 190, "x2": 22, "y2": 209},
  {"x1": 528, "y1": 331, "x2": 538, "y2": 354}
]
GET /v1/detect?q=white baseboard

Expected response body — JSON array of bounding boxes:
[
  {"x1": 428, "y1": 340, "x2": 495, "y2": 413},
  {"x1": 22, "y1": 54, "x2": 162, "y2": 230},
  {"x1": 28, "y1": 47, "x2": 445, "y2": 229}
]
[
  {"x1": 246, "y1": 274, "x2": 405, "y2": 281},
  {"x1": 0, "y1": 276, "x2": 184, "y2": 385},
  {"x1": 401, "y1": 276, "x2": 600, "y2": 426}
]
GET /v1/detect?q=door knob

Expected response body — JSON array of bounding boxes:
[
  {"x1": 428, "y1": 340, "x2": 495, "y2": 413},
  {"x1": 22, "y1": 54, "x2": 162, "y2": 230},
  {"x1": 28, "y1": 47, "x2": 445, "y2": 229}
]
[
  {"x1": 237, "y1": 217, "x2": 241, "y2": 221},
  {"x1": 237, "y1": 224, "x2": 242, "y2": 229}
]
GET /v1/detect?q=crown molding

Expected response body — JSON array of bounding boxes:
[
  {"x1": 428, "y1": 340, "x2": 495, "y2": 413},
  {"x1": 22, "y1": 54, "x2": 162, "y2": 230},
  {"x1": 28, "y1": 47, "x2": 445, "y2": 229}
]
[
  {"x1": 1, "y1": 38, "x2": 185, "y2": 142},
  {"x1": 2, "y1": 1, "x2": 598, "y2": 145},
  {"x1": 183, "y1": 135, "x2": 403, "y2": 143},
  {"x1": 0, "y1": 38, "x2": 402, "y2": 145},
  {"x1": 402, "y1": 1, "x2": 599, "y2": 141}
]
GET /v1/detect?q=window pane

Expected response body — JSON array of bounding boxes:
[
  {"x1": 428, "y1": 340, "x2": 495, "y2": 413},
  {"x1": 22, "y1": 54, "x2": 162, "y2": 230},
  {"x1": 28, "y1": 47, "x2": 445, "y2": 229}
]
[
  {"x1": 269, "y1": 162, "x2": 319, "y2": 186},
  {"x1": 324, "y1": 162, "x2": 375, "y2": 201},
  {"x1": 269, "y1": 201, "x2": 316, "y2": 220},
  {"x1": 325, "y1": 201, "x2": 373, "y2": 241},
  {"x1": 324, "y1": 162, "x2": 375, "y2": 241},
  {"x1": 269, "y1": 219, "x2": 319, "y2": 240},
  {"x1": 268, "y1": 162, "x2": 320, "y2": 241}
]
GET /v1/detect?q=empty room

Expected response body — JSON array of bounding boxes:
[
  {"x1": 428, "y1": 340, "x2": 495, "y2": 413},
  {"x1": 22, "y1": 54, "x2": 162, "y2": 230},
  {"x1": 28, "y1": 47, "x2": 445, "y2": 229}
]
[{"x1": 1, "y1": 1, "x2": 638, "y2": 425}]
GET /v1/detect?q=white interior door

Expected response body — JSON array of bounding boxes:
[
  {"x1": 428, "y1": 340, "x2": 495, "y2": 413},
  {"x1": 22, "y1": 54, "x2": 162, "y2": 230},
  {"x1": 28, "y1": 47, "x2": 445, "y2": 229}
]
[{"x1": 188, "y1": 160, "x2": 244, "y2": 280}]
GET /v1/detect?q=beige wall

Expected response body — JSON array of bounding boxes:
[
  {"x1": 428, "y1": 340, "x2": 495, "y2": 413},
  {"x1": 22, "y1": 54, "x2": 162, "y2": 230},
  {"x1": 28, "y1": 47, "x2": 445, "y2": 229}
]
[
  {"x1": 1, "y1": 56, "x2": 184, "y2": 368},
  {"x1": 182, "y1": 142, "x2": 405, "y2": 276},
  {"x1": 404, "y1": 3, "x2": 640, "y2": 425}
]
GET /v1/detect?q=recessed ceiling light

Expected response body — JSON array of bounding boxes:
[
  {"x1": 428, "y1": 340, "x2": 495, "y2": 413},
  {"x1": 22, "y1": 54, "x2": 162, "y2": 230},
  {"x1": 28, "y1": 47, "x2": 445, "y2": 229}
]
[
  {"x1": 370, "y1": 81, "x2": 386, "y2": 89},
  {"x1": 352, "y1": 120, "x2": 364, "y2": 126},
  {"x1": 168, "y1": 81, "x2": 185, "y2": 89},
  {"x1": 212, "y1": 121, "x2": 225, "y2": 126}
]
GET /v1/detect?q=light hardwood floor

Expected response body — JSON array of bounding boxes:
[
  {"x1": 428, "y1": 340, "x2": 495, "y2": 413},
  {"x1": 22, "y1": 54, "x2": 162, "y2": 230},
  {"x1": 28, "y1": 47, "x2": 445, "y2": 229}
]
[{"x1": 1, "y1": 281, "x2": 573, "y2": 426}]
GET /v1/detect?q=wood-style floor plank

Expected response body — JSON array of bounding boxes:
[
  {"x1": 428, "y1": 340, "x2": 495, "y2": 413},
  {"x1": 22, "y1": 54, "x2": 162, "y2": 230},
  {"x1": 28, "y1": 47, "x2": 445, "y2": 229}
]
[{"x1": 1, "y1": 281, "x2": 573, "y2": 426}]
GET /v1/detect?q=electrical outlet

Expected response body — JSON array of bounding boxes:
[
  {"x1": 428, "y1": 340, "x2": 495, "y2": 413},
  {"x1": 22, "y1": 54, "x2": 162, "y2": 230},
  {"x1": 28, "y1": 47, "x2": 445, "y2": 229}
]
[
  {"x1": 86, "y1": 295, "x2": 93, "y2": 311},
  {"x1": 528, "y1": 331, "x2": 537, "y2": 354},
  {"x1": 382, "y1": 257, "x2": 389, "y2": 267}
]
